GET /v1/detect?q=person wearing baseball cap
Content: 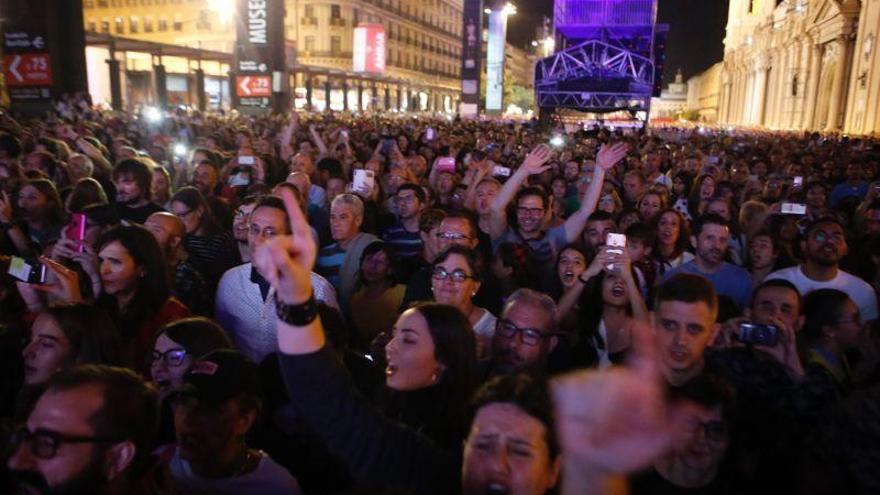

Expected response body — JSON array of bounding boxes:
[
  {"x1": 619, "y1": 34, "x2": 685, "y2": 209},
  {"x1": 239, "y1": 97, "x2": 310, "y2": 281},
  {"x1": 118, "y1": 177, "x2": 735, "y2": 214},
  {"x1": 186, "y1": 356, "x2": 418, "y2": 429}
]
[{"x1": 159, "y1": 350, "x2": 301, "y2": 495}]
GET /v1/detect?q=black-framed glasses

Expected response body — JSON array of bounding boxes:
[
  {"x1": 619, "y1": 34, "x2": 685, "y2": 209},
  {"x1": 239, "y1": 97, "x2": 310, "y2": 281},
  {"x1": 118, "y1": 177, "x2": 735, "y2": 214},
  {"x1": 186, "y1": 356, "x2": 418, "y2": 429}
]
[
  {"x1": 517, "y1": 206, "x2": 544, "y2": 217},
  {"x1": 10, "y1": 427, "x2": 121, "y2": 459},
  {"x1": 495, "y1": 319, "x2": 549, "y2": 346},
  {"x1": 432, "y1": 266, "x2": 475, "y2": 283},
  {"x1": 151, "y1": 348, "x2": 188, "y2": 367},
  {"x1": 690, "y1": 420, "x2": 728, "y2": 442}
]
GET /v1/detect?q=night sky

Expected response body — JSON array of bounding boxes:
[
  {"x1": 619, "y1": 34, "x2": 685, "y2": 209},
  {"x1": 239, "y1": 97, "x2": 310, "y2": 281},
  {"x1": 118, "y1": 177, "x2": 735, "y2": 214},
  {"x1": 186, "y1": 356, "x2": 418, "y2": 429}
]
[{"x1": 506, "y1": 0, "x2": 729, "y2": 83}]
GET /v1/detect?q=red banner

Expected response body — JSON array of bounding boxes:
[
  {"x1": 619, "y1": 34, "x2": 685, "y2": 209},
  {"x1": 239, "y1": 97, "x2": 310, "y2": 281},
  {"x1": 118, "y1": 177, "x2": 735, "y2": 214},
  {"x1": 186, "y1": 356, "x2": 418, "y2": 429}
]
[
  {"x1": 353, "y1": 24, "x2": 386, "y2": 74},
  {"x1": 3, "y1": 53, "x2": 52, "y2": 87},
  {"x1": 236, "y1": 75, "x2": 272, "y2": 97}
]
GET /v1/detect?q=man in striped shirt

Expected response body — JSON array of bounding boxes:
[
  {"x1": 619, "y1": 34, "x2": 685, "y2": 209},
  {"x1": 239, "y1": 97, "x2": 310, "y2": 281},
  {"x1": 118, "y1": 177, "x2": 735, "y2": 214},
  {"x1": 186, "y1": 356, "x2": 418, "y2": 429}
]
[{"x1": 382, "y1": 183, "x2": 425, "y2": 281}]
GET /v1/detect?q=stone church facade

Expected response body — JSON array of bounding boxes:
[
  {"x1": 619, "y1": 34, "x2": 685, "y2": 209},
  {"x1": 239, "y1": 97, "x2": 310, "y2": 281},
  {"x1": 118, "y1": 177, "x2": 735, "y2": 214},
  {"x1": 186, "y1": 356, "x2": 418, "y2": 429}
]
[{"x1": 719, "y1": 0, "x2": 880, "y2": 134}]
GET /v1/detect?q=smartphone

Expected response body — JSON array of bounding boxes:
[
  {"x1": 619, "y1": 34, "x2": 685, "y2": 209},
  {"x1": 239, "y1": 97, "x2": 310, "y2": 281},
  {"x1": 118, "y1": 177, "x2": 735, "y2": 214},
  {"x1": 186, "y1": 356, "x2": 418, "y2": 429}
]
[
  {"x1": 436, "y1": 157, "x2": 456, "y2": 174},
  {"x1": 738, "y1": 322, "x2": 778, "y2": 346},
  {"x1": 606, "y1": 233, "x2": 626, "y2": 253},
  {"x1": 492, "y1": 165, "x2": 511, "y2": 177},
  {"x1": 238, "y1": 156, "x2": 255, "y2": 166},
  {"x1": 426, "y1": 127, "x2": 436, "y2": 141},
  {"x1": 707, "y1": 156, "x2": 719, "y2": 164},
  {"x1": 340, "y1": 129, "x2": 349, "y2": 139},
  {"x1": 381, "y1": 136, "x2": 394, "y2": 154},
  {"x1": 228, "y1": 171, "x2": 251, "y2": 187},
  {"x1": 781, "y1": 203, "x2": 807, "y2": 215},
  {"x1": 8, "y1": 256, "x2": 47, "y2": 285},
  {"x1": 65, "y1": 213, "x2": 87, "y2": 253},
  {"x1": 353, "y1": 169, "x2": 375, "y2": 193},
  {"x1": 793, "y1": 176, "x2": 803, "y2": 188}
]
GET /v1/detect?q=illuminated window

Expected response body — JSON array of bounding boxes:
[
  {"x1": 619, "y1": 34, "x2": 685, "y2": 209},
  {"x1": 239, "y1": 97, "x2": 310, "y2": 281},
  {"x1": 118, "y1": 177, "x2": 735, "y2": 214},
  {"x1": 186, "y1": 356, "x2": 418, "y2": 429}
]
[
  {"x1": 129, "y1": 16, "x2": 138, "y2": 33},
  {"x1": 115, "y1": 17, "x2": 124, "y2": 34}
]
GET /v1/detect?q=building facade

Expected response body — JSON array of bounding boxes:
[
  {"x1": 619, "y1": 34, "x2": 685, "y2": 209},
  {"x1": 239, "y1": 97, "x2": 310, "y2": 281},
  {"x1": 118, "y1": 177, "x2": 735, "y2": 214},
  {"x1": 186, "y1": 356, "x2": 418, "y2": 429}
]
[
  {"x1": 650, "y1": 69, "x2": 688, "y2": 120},
  {"x1": 719, "y1": 0, "x2": 880, "y2": 134},
  {"x1": 82, "y1": 0, "x2": 464, "y2": 111},
  {"x1": 687, "y1": 62, "x2": 722, "y2": 123}
]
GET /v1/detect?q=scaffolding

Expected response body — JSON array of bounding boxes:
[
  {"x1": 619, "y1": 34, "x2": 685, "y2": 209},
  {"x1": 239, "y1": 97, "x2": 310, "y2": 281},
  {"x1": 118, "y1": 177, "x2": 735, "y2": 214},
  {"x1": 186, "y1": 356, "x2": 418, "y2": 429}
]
[{"x1": 535, "y1": 0, "x2": 668, "y2": 123}]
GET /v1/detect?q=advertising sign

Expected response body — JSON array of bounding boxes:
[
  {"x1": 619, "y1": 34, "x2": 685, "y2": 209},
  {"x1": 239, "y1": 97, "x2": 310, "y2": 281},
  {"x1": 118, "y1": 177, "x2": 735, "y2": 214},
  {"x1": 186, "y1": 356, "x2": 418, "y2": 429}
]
[
  {"x1": 235, "y1": 0, "x2": 286, "y2": 110},
  {"x1": 459, "y1": 0, "x2": 483, "y2": 116},
  {"x1": 485, "y1": 9, "x2": 507, "y2": 113},
  {"x1": 2, "y1": 30, "x2": 52, "y2": 101},
  {"x1": 353, "y1": 24, "x2": 386, "y2": 74}
]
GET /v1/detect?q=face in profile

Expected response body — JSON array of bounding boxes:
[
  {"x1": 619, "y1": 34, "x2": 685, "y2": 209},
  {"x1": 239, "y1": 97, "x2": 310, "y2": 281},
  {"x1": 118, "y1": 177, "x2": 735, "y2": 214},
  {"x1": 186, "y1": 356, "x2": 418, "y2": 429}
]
[
  {"x1": 384, "y1": 309, "x2": 444, "y2": 391},
  {"x1": 22, "y1": 313, "x2": 72, "y2": 387},
  {"x1": 461, "y1": 402, "x2": 559, "y2": 495}
]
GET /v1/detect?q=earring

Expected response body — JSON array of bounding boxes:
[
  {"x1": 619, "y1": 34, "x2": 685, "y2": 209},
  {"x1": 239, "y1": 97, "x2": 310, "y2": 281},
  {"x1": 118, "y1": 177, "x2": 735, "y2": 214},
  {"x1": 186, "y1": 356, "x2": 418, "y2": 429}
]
[{"x1": 431, "y1": 371, "x2": 439, "y2": 384}]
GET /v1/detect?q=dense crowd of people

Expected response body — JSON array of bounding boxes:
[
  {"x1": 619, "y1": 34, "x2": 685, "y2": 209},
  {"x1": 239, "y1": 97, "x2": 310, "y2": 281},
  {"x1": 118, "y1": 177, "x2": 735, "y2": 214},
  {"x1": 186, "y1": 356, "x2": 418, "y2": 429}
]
[{"x1": 1, "y1": 95, "x2": 879, "y2": 494}]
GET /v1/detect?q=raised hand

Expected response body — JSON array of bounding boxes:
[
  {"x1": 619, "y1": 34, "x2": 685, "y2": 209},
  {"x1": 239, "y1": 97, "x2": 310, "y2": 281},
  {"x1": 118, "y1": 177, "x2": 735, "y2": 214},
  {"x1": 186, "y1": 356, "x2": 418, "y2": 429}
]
[
  {"x1": 253, "y1": 188, "x2": 316, "y2": 305},
  {"x1": 520, "y1": 144, "x2": 553, "y2": 175},
  {"x1": 552, "y1": 321, "x2": 702, "y2": 480},
  {"x1": 595, "y1": 143, "x2": 629, "y2": 171}
]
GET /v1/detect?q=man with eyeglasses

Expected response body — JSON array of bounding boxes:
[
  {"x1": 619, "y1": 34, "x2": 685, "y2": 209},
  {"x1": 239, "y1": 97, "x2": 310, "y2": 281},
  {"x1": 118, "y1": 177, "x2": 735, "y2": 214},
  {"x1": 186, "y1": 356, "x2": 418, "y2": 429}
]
[
  {"x1": 216, "y1": 196, "x2": 338, "y2": 363},
  {"x1": 487, "y1": 288, "x2": 560, "y2": 377},
  {"x1": 7, "y1": 365, "x2": 159, "y2": 495},
  {"x1": 400, "y1": 211, "x2": 494, "y2": 311},
  {"x1": 766, "y1": 217, "x2": 877, "y2": 322},
  {"x1": 488, "y1": 143, "x2": 627, "y2": 270}
]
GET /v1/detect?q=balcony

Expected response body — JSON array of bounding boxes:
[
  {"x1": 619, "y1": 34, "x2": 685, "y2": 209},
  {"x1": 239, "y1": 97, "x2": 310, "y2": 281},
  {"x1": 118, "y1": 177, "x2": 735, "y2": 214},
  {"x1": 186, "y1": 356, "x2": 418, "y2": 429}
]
[
  {"x1": 329, "y1": 17, "x2": 346, "y2": 27},
  {"x1": 301, "y1": 17, "x2": 318, "y2": 26},
  {"x1": 300, "y1": 50, "x2": 353, "y2": 59}
]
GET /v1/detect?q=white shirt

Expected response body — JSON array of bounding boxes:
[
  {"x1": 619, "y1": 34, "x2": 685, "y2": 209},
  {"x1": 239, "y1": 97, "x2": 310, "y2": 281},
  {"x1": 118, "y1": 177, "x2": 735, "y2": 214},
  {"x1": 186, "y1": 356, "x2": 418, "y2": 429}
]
[
  {"x1": 766, "y1": 266, "x2": 878, "y2": 321},
  {"x1": 215, "y1": 263, "x2": 339, "y2": 363},
  {"x1": 165, "y1": 445, "x2": 301, "y2": 495}
]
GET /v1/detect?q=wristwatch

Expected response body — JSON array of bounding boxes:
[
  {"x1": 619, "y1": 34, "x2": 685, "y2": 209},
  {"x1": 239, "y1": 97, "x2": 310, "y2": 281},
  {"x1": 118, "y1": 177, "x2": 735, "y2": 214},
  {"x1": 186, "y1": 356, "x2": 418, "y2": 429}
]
[{"x1": 275, "y1": 293, "x2": 319, "y2": 326}]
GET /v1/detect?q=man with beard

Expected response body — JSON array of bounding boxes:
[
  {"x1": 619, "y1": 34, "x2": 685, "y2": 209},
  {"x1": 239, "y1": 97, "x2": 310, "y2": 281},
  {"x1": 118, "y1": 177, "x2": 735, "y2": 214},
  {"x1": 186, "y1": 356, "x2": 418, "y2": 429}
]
[
  {"x1": 160, "y1": 350, "x2": 301, "y2": 494},
  {"x1": 190, "y1": 159, "x2": 234, "y2": 229},
  {"x1": 7, "y1": 365, "x2": 159, "y2": 495},
  {"x1": 112, "y1": 158, "x2": 164, "y2": 225},
  {"x1": 767, "y1": 217, "x2": 877, "y2": 322},
  {"x1": 486, "y1": 288, "x2": 559, "y2": 377},
  {"x1": 663, "y1": 214, "x2": 753, "y2": 311}
]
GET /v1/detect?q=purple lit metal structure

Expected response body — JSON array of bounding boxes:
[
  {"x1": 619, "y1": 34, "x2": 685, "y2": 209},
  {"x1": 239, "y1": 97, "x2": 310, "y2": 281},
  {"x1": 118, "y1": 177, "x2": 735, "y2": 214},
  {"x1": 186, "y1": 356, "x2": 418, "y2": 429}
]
[{"x1": 535, "y1": 0, "x2": 668, "y2": 122}]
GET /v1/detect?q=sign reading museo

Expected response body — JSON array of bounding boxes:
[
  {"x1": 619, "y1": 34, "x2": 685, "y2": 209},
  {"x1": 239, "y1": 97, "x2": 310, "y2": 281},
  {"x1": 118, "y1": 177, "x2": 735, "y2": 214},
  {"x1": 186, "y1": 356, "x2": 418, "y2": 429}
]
[{"x1": 235, "y1": 0, "x2": 284, "y2": 108}]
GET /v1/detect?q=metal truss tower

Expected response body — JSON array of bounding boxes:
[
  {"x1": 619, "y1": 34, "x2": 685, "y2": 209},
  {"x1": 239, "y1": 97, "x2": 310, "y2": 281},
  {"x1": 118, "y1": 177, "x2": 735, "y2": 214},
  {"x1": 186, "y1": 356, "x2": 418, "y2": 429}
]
[{"x1": 535, "y1": 0, "x2": 669, "y2": 123}]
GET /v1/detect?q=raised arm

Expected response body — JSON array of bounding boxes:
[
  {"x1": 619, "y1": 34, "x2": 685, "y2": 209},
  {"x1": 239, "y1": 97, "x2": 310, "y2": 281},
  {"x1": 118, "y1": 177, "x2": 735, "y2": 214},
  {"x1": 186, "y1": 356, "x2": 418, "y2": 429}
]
[
  {"x1": 563, "y1": 143, "x2": 627, "y2": 243},
  {"x1": 255, "y1": 189, "x2": 457, "y2": 493},
  {"x1": 488, "y1": 144, "x2": 552, "y2": 239},
  {"x1": 309, "y1": 125, "x2": 329, "y2": 158}
]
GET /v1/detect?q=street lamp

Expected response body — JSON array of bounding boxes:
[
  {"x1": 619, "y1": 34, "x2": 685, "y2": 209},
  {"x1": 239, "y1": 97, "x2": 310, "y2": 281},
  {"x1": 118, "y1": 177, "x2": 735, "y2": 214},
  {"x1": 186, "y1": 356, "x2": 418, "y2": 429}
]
[{"x1": 207, "y1": 0, "x2": 236, "y2": 23}]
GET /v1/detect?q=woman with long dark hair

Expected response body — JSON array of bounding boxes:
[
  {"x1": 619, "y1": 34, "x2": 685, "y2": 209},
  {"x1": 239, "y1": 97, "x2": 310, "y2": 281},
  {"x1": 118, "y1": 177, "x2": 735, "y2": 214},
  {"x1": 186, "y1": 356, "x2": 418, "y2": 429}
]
[
  {"x1": 557, "y1": 246, "x2": 649, "y2": 369},
  {"x1": 654, "y1": 208, "x2": 694, "y2": 276},
  {"x1": 169, "y1": 186, "x2": 240, "y2": 289},
  {"x1": 800, "y1": 289, "x2": 866, "y2": 397},
  {"x1": 95, "y1": 224, "x2": 190, "y2": 371}
]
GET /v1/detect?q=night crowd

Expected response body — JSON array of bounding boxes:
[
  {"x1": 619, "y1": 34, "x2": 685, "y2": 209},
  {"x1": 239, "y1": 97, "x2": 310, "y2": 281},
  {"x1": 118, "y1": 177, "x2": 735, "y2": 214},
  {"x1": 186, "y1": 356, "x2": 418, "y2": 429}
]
[{"x1": 1, "y1": 95, "x2": 879, "y2": 494}]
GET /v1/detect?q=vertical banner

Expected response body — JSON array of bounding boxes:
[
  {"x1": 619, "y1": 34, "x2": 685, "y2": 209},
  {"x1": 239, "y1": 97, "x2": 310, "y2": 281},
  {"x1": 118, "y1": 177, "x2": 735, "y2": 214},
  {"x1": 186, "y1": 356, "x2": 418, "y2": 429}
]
[
  {"x1": 235, "y1": 0, "x2": 286, "y2": 111},
  {"x1": 459, "y1": 0, "x2": 483, "y2": 117},
  {"x1": 353, "y1": 24, "x2": 386, "y2": 74},
  {"x1": 485, "y1": 8, "x2": 507, "y2": 114}
]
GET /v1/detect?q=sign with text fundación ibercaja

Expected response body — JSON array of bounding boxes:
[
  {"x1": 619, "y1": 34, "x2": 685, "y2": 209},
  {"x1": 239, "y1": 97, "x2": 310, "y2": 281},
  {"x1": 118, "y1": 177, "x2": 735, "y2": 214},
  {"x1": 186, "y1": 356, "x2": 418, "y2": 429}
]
[{"x1": 234, "y1": 0, "x2": 287, "y2": 112}]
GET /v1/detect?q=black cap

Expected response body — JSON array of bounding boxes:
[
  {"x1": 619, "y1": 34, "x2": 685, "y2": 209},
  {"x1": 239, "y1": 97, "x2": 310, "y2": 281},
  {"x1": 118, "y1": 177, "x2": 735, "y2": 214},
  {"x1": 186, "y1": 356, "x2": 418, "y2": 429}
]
[{"x1": 174, "y1": 350, "x2": 261, "y2": 405}]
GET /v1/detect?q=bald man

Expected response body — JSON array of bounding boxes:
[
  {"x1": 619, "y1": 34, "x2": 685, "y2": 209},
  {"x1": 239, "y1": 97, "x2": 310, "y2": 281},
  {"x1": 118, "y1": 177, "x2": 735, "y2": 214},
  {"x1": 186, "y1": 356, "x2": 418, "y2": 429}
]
[{"x1": 145, "y1": 212, "x2": 211, "y2": 315}]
